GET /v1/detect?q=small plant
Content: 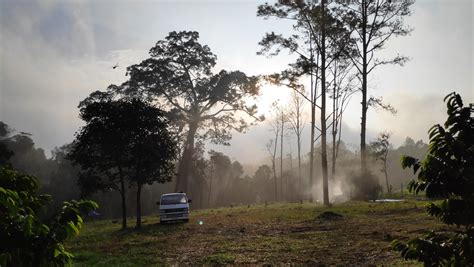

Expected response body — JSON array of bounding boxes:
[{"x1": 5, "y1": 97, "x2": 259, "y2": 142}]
[
  {"x1": 0, "y1": 166, "x2": 98, "y2": 266},
  {"x1": 393, "y1": 92, "x2": 474, "y2": 265}
]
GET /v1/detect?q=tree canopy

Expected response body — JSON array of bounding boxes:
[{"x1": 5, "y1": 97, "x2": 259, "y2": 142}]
[
  {"x1": 69, "y1": 96, "x2": 177, "y2": 228},
  {"x1": 110, "y1": 31, "x2": 263, "y2": 194}
]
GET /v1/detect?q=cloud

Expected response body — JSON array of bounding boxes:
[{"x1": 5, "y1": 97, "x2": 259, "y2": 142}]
[
  {"x1": 0, "y1": 1, "x2": 147, "y2": 154},
  {"x1": 369, "y1": 92, "x2": 448, "y2": 146},
  {"x1": 0, "y1": 0, "x2": 471, "y2": 162}
]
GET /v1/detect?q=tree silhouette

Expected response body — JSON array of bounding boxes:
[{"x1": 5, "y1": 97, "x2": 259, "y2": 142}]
[
  {"x1": 69, "y1": 94, "x2": 177, "y2": 229},
  {"x1": 111, "y1": 31, "x2": 262, "y2": 194},
  {"x1": 0, "y1": 122, "x2": 13, "y2": 166}
]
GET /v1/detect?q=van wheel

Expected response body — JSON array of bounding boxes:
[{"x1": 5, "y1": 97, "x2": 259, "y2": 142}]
[{"x1": 184, "y1": 219, "x2": 189, "y2": 223}]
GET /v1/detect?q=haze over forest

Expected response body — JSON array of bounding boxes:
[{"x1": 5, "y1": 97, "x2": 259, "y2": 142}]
[
  {"x1": 1, "y1": 0, "x2": 472, "y2": 166},
  {"x1": 1, "y1": 0, "x2": 474, "y2": 265}
]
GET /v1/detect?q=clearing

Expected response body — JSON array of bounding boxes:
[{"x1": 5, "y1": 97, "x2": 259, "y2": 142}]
[{"x1": 69, "y1": 200, "x2": 447, "y2": 266}]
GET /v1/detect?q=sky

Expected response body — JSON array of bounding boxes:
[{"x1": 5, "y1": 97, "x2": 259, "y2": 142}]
[{"x1": 0, "y1": 0, "x2": 472, "y2": 165}]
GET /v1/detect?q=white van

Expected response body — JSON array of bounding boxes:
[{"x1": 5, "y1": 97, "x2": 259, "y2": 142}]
[{"x1": 158, "y1": 193, "x2": 191, "y2": 223}]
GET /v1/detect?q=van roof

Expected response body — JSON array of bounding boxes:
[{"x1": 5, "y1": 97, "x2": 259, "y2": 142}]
[{"x1": 161, "y1": 193, "x2": 187, "y2": 197}]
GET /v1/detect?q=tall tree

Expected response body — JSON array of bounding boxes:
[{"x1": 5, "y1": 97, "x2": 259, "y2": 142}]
[
  {"x1": 258, "y1": 0, "x2": 349, "y2": 205},
  {"x1": 328, "y1": 57, "x2": 357, "y2": 182},
  {"x1": 338, "y1": 0, "x2": 414, "y2": 174},
  {"x1": 288, "y1": 90, "x2": 306, "y2": 196},
  {"x1": 113, "y1": 31, "x2": 262, "y2": 194},
  {"x1": 279, "y1": 108, "x2": 287, "y2": 200},
  {"x1": 266, "y1": 113, "x2": 280, "y2": 201}
]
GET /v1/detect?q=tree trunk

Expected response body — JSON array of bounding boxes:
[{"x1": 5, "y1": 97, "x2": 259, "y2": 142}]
[
  {"x1": 361, "y1": 0, "x2": 368, "y2": 176},
  {"x1": 331, "y1": 61, "x2": 337, "y2": 182},
  {"x1": 297, "y1": 134, "x2": 302, "y2": 199},
  {"x1": 309, "y1": 36, "x2": 315, "y2": 203},
  {"x1": 273, "y1": 130, "x2": 279, "y2": 201},
  {"x1": 384, "y1": 160, "x2": 390, "y2": 195},
  {"x1": 136, "y1": 183, "x2": 142, "y2": 229},
  {"x1": 120, "y1": 176, "x2": 127, "y2": 229},
  {"x1": 200, "y1": 177, "x2": 204, "y2": 209},
  {"x1": 176, "y1": 121, "x2": 198, "y2": 193},
  {"x1": 321, "y1": 0, "x2": 329, "y2": 206},
  {"x1": 208, "y1": 164, "x2": 213, "y2": 207},
  {"x1": 288, "y1": 147, "x2": 293, "y2": 200},
  {"x1": 280, "y1": 112, "x2": 284, "y2": 201}
]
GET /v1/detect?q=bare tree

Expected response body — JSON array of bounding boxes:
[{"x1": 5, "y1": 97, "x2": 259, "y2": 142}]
[
  {"x1": 279, "y1": 108, "x2": 287, "y2": 201},
  {"x1": 266, "y1": 104, "x2": 281, "y2": 201},
  {"x1": 288, "y1": 89, "x2": 306, "y2": 195},
  {"x1": 328, "y1": 57, "x2": 358, "y2": 181},
  {"x1": 370, "y1": 131, "x2": 393, "y2": 194}
]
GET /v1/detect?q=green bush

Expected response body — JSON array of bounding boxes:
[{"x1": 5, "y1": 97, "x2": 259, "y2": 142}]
[
  {"x1": 0, "y1": 166, "x2": 98, "y2": 266},
  {"x1": 393, "y1": 92, "x2": 474, "y2": 266}
]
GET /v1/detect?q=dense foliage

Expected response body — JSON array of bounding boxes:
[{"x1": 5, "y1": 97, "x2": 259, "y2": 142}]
[
  {"x1": 69, "y1": 96, "x2": 177, "y2": 228},
  {"x1": 0, "y1": 166, "x2": 97, "y2": 266},
  {"x1": 393, "y1": 92, "x2": 474, "y2": 265}
]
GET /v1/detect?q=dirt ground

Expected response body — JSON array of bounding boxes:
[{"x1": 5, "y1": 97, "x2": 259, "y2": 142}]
[{"x1": 69, "y1": 200, "x2": 446, "y2": 266}]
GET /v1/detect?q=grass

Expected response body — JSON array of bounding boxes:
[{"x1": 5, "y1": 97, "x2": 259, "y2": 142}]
[{"x1": 68, "y1": 200, "x2": 448, "y2": 266}]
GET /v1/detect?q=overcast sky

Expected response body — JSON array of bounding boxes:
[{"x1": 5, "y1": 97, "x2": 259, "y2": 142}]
[{"x1": 0, "y1": 0, "x2": 472, "y2": 164}]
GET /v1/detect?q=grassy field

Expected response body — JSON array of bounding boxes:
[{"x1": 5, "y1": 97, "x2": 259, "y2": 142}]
[{"x1": 68, "y1": 200, "x2": 448, "y2": 266}]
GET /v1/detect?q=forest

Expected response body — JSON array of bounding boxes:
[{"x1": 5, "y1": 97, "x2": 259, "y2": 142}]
[{"x1": 1, "y1": 0, "x2": 472, "y2": 265}]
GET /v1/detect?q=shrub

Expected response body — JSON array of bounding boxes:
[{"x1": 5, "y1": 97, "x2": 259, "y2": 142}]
[
  {"x1": 0, "y1": 166, "x2": 98, "y2": 266},
  {"x1": 393, "y1": 92, "x2": 474, "y2": 265}
]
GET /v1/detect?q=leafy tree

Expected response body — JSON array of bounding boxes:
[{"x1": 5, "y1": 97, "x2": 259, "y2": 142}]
[
  {"x1": 112, "y1": 31, "x2": 262, "y2": 194},
  {"x1": 231, "y1": 161, "x2": 244, "y2": 180},
  {"x1": 393, "y1": 92, "x2": 474, "y2": 265},
  {"x1": 254, "y1": 164, "x2": 273, "y2": 202},
  {"x1": 0, "y1": 122, "x2": 13, "y2": 166},
  {"x1": 208, "y1": 150, "x2": 232, "y2": 205},
  {"x1": 337, "y1": 0, "x2": 414, "y2": 174},
  {"x1": 0, "y1": 165, "x2": 97, "y2": 266},
  {"x1": 1, "y1": 129, "x2": 53, "y2": 185},
  {"x1": 191, "y1": 143, "x2": 209, "y2": 209},
  {"x1": 69, "y1": 95, "x2": 177, "y2": 229},
  {"x1": 45, "y1": 144, "x2": 81, "y2": 212},
  {"x1": 370, "y1": 131, "x2": 392, "y2": 194},
  {"x1": 121, "y1": 99, "x2": 177, "y2": 228}
]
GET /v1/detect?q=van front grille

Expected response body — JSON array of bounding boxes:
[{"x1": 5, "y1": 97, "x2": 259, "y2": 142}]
[{"x1": 162, "y1": 208, "x2": 187, "y2": 213}]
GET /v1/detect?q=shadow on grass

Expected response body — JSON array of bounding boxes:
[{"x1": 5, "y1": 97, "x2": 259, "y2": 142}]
[{"x1": 112, "y1": 220, "x2": 187, "y2": 237}]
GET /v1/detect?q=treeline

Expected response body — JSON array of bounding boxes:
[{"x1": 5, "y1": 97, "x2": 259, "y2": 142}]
[{"x1": 0, "y1": 120, "x2": 428, "y2": 217}]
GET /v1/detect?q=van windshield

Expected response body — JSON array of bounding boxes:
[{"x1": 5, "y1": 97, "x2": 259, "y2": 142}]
[{"x1": 161, "y1": 195, "x2": 187, "y2": 205}]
